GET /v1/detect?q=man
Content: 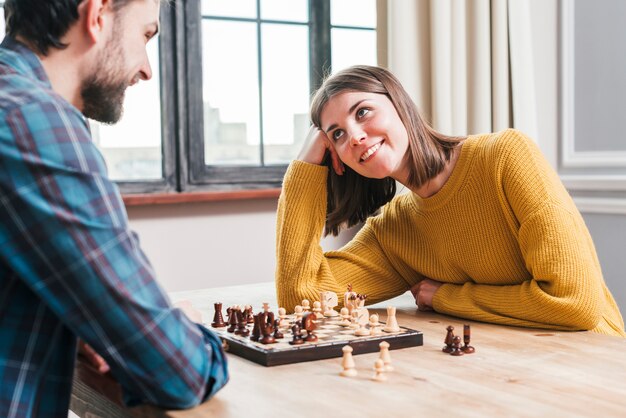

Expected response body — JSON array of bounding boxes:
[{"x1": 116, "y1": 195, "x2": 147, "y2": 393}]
[{"x1": 0, "y1": 0, "x2": 228, "y2": 416}]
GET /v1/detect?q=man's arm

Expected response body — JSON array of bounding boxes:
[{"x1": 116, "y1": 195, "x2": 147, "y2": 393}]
[{"x1": 1, "y1": 101, "x2": 228, "y2": 407}]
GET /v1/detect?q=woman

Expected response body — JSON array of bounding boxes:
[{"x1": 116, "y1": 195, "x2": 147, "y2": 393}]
[{"x1": 275, "y1": 65, "x2": 625, "y2": 336}]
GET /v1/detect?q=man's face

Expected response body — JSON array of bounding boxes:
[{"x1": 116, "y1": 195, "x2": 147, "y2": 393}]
[{"x1": 81, "y1": 0, "x2": 160, "y2": 124}]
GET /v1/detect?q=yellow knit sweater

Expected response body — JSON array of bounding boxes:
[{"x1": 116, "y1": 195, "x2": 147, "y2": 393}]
[{"x1": 275, "y1": 129, "x2": 625, "y2": 337}]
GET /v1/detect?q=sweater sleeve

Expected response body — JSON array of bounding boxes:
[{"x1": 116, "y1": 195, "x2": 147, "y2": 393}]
[
  {"x1": 275, "y1": 161, "x2": 411, "y2": 310},
  {"x1": 432, "y1": 132, "x2": 609, "y2": 332}
]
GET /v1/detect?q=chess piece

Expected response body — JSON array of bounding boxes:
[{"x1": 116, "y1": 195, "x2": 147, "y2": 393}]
[
  {"x1": 235, "y1": 309, "x2": 250, "y2": 337},
  {"x1": 226, "y1": 307, "x2": 238, "y2": 333},
  {"x1": 442, "y1": 325, "x2": 455, "y2": 353},
  {"x1": 302, "y1": 312, "x2": 318, "y2": 342},
  {"x1": 339, "y1": 345, "x2": 357, "y2": 377},
  {"x1": 273, "y1": 319, "x2": 284, "y2": 339},
  {"x1": 461, "y1": 324, "x2": 475, "y2": 354},
  {"x1": 211, "y1": 302, "x2": 226, "y2": 327},
  {"x1": 259, "y1": 312, "x2": 276, "y2": 344},
  {"x1": 294, "y1": 305, "x2": 304, "y2": 321},
  {"x1": 379, "y1": 341, "x2": 393, "y2": 372},
  {"x1": 251, "y1": 313, "x2": 262, "y2": 342},
  {"x1": 450, "y1": 335, "x2": 464, "y2": 356},
  {"x1": 301, "y1": 299, "x2": 310, "y2": 312},
  {"x1": 354, "y1": 322, "x2": 370, "y2": 336},
  {"x1": 321, "y1": 291, "x2": 339, "y2": 317},
  {"x1": 372, "y1": 359, "x2": 387, "y2": 382},
  {"x1": 339, "y1": 307, "x2": 351, "y2": 327},
  {"x1": 289, "y1": 322, "x2": 304, "y2": 345},
  {"x1": 312, "y1": 301, "x2": 323, "y2": 319},
  {"x1": 383, "y1": 306, "x2": 400, "y2": 333},
  {"x1": 369, "y1": 314, "x2": 383, "y2": 336},
  {"x1": 277, "y1": 307, "x2": 290, "y2": 328},
  {"x1": 244, "y1": 305, "x2": 254, "y2": 324},
  {"x1": 349, "y1": 310, "x2": 360, "y2": 329},
  {"x1": 262, "y1": 302, "x2": 270, "y2": 313},
  {"x1": 344, "y1": 284, "x2": 358, "y2": 314}
]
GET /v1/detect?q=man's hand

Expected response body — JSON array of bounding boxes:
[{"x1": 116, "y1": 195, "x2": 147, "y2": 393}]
[
  {"x1": 78, "y1": 340, "x2": 110, "y2": 374},
  {"x1": 174, "y1": 299, "x2": 203, "y2": 324},
  {"x1": 410, "y1": 278, "x2": 444, "y2": 311}
]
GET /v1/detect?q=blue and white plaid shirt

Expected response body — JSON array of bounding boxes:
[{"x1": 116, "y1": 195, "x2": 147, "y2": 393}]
[{"x1": 0, "y1": 37, "x2": 228, "y2": 417}]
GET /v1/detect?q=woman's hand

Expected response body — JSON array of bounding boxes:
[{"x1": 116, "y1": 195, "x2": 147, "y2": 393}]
[
  {"x1": 297, "y1": 125, "x2": 344, "y2": 175},
  {"x1": 410, "y1": 278, "x2": 443, "y2": 311}
]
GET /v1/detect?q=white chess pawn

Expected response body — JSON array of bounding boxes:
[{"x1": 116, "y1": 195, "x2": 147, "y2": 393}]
[
  {"x1": 383, "y1": 306, "x2": 400, "y2": 333},
  {"x1": 294, "y1": 305, "x2": 304, "y2": 321},
  {"x1": 369, "y1": 314, "x2": 383, "y2": 336},
  {"x1": 355, "y1": 322, "x2": 370, "y2": 336},
  {"x1": 339, "y1": 307, "x2": 351, "y2": 327},
  {"x1": 312, "y1": 301, "x2": 323, "y2": 319},
  {"x1": 277, "y1": 307, "x2": 289, "y2": 328},
  {"x1": 340, "y1": 345, "x2": 357, "y2": 377},
  {"x1": 301, "y1": 299, "x2": 310, "y2": 312},
  {"x1": 379, "y1": 341, "x2": 393, "y2": 372},
  {"x1": 349, "y1": 310, "x2": 360, "y2": 330},
  {"x1": 372, "y1": 359, "x2": 387, "y2": 382},
  {"x1": 262, "y1": 302, "x2": 270, "y2": 313}
]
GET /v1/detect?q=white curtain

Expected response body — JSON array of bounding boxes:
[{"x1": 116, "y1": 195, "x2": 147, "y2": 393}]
[{"x1": 385, "y1": 0, "x2": 537, "y2": 138}]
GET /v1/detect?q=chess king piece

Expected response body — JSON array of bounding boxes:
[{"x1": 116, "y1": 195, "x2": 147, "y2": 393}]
[
  {"x1": 379, "y1": 341, "x2": 393, "y2": 372},
  {"x1": 372, "y1": 359, "x2": 387, "y2": 382},
  {"x1": 340, "y1": 345, "x2": 357, "y2": 377},
  {"x1": 383, "y1": 306, "x2": 400, "y2": 333},
  {"x1": 442, "y1": 325, "x2": 455, "y2": 353},
  {"x1": 211, "y1": 302, "x2": 226, "y2": 327},
  {"x1": 461, "y1": 324, "x2": 475, "y2": 354}
]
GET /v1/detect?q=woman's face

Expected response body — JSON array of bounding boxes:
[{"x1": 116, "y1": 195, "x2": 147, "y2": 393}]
[{"x1": 320, "y1": 91, "x2": 410, "y2": 181}]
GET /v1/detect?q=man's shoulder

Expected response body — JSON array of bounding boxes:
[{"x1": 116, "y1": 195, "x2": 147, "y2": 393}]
[{"x1": 1, "y1": 73, "x2": 74, "y2": 114}]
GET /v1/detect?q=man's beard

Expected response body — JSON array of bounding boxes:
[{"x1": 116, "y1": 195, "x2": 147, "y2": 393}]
[{"x1": 80, "y1": 36, "x2": 129, "y2": 124}]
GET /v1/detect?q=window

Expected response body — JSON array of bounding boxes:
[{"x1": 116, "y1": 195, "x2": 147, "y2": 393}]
[
  {"x1": 187, "y1": 0, "x2": 377, "y2": 191},
  {"x1": 0, "y1": 2, "x2": 5, "y2": 39},
  {"x1": 1, "y1": 0, "x2": 378, "y2": 195}
]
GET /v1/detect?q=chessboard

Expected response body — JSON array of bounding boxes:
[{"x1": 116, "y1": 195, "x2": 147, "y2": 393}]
[{"x1": 209, "y1": 312, "x2": 423, "y2": 367}]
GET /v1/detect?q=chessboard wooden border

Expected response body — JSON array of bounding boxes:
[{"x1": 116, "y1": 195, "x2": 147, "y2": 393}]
[{"x1": 217, "y1": 328, "x2": 424, "y2": 367}]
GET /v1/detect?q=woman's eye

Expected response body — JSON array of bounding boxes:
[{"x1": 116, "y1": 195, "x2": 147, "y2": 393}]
[
  {"x1": 356, "y1": 108, "x2": 370, "y2": 118},
  {"x1": 332, "y1": 130, "x2": 344, "y2": 141}
]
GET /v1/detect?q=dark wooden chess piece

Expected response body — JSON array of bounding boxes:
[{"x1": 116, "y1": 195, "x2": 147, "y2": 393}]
[
  {"x1": 461, "y1": 324, "x2": 475, "y2": 354},
  {"x1": 251, "y1": 313, "x2": 262, "y2": 342},
  {"x1": 244, "y1": 305, "x2": 254, "y2": 324},
  {"x1": 450, "y1": 335, "x2": 464, "y2": 356},
  {"x1": 235, "y1": 309, "x2": 250, "y2": 337},
  {"x1": 302, "y1": 312, "x2": 318, "y2": 342},
  {"x1": 273, "y1": 319, "x2": 284, "y2": 339},
  {"x1": 211, "y1": 302, "x2": 226, "y2": 327},
  {"x1": 226, "y1": 307, "x2": 238, "y2": 333},
  {"x1": 289, "y1": 322, "x2": 304, "y2": 345},
  {"x1": 442, "y1": 325, "x2": 455, "y2": 353},
  {"x1": 259, "y1": 312, "x2": 276, "y2": 344}
]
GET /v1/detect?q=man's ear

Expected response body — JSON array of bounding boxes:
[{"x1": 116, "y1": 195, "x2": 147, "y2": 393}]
[{"x1": 82, "y1": 0, "x2": 114, "y2": 44}]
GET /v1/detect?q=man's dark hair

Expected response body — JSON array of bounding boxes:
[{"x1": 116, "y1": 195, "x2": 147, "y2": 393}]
[{"x1": 3, "y1": 0, "x2": 134, "y2": 56}]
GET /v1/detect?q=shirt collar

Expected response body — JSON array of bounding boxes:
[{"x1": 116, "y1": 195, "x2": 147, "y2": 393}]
[{"x1": 0, "y1": 36, "x2": 52, "y2": 88}]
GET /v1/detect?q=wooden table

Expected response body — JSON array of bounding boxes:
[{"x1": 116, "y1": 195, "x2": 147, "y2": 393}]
[{"x1": 71, "y1": 282, "x2": 626, "y2": 417}]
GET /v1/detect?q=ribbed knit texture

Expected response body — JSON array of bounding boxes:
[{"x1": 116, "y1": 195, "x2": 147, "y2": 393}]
[{"x1": 275, "y1": 129, "x2": 625, "y2": 336}]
